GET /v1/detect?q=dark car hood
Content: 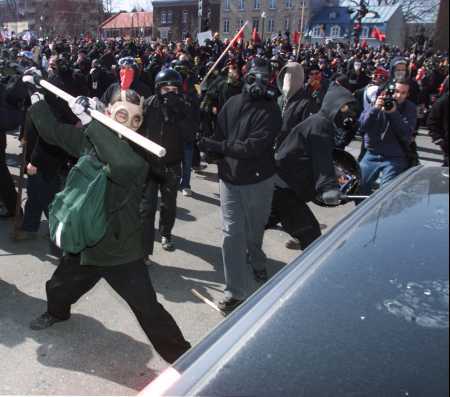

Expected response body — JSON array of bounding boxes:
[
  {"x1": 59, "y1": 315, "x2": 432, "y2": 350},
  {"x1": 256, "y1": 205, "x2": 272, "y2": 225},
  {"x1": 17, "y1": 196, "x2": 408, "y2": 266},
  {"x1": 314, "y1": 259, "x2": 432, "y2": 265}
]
[{"x1": 164, "y1": 167, "x2": 449, "y2": 397}]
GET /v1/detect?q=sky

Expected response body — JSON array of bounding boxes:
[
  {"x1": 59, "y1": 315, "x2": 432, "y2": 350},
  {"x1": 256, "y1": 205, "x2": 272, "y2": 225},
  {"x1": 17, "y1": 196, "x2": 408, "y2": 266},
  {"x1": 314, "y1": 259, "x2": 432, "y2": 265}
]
[{"x1": 113, "y1": 0, "x2": 153, "y2": 11}]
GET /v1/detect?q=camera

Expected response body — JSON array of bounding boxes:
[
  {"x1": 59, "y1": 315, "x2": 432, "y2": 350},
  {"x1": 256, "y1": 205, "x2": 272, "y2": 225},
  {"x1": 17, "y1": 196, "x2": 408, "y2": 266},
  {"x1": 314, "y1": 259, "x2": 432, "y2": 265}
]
[{"x1": 383, "y1": 83, "x2": 396, "y2": 112}]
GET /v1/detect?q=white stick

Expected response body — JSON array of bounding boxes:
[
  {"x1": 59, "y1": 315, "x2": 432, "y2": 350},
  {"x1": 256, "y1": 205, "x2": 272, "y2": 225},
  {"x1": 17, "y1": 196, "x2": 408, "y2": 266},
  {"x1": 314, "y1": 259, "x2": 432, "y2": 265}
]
[
  {"x1": 199, "y1": 21, "x2": 249, "y2": 91},
  {"x1": 39, "y1": 80, "x2": 167, "y2": 158}
]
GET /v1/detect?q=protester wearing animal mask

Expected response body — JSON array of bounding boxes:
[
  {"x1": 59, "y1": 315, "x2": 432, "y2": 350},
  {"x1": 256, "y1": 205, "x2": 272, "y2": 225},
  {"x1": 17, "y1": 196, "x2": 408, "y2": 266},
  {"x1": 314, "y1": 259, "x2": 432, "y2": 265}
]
[{"x1": 21, "y1": 74, "x2": 191, "y2": 364}]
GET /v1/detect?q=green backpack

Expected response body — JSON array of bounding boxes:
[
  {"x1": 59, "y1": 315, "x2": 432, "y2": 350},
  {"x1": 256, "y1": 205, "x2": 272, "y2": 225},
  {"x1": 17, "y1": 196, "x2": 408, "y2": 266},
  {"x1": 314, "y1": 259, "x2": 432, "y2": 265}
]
[{"x1": 49, "y1": 153, "x2": 109, "y2": 254}]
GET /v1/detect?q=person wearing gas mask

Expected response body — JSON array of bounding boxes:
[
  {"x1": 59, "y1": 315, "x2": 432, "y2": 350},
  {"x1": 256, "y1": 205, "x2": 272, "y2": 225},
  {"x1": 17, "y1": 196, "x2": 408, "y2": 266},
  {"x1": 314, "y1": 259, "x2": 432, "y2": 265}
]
[
  {"x1": 21, "y1": 75, "x2": 191, "y2": 364},
  {"x1": 347, "y1": 59, "x2": 371, "y2": 93},
  {"x1": 102, "y1": 57, "x2": 152, "y2": 104},
  {"x1": 306, "y1": 64, "x2": 329, "y2": 115},
  {"x1": 199, "y1": 58, "x2": 282, "y2": 313},
  {"x1": 140, "y1": 69, "x2": 191, "y2": 253},
  {"x1": 358, "y1": 79, "x2": 417, "y2": 195},
  {"x1": 275, "y1": 84, "x2": 358, "y2": 251}
]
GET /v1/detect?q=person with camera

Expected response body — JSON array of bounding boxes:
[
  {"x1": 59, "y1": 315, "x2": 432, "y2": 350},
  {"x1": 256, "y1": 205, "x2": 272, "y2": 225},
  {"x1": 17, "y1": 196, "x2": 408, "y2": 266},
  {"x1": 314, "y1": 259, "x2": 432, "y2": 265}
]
[
  {"x1": 358, "y1": 80, "x2": 417, "y2": 195},
  {"x1": 198, "y1": 58, "x2": 282, "y2": 313}
]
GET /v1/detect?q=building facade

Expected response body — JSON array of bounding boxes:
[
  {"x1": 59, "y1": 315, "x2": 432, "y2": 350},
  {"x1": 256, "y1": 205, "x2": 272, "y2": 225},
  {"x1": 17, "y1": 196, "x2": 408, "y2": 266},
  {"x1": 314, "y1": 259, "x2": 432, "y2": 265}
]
[
  {"x1": 100, "y1": 12, "x2": 153, "y2": 39},
  {"x1": 0, "y1": 0, "x2": 103, "y2": 37},
  {"x1": 152, "y1": 0, "x2": 221, "y2": 41},
  {"x1": 219, "y1": 0, "x2": 338, "y2": 41}
]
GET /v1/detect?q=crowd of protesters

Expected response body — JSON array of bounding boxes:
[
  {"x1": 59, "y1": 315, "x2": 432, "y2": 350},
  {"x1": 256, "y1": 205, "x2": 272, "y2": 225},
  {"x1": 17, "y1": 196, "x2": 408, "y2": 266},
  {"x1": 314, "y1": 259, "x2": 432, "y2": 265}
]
[{"x1": 0, "y1": 31, "x2": 448, "y2": 360}]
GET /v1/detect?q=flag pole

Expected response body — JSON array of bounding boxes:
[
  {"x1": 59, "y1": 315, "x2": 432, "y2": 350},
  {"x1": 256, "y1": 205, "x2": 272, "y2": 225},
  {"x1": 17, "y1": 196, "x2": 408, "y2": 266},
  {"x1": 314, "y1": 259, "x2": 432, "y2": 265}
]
[{"x1": 199, "y1": 21, "x2": 249, "y2": 91}]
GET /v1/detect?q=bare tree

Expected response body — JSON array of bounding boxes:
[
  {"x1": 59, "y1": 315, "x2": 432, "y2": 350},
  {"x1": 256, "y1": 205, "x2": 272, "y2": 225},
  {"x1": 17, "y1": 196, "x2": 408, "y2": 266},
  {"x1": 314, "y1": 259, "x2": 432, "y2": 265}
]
[{"x1": 348, "y1": 0, "x2": 440, "y2": 22}]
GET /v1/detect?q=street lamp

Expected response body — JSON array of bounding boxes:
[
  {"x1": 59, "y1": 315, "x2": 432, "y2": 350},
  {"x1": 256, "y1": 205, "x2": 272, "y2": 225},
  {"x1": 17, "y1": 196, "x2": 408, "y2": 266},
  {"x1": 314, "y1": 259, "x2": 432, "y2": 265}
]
[
  {"x1": 261, "y1": 11, "x2": 267, "y2": 43},
  {"x1": 40, "y1": 15, "x2": 44, "y2": 38}
]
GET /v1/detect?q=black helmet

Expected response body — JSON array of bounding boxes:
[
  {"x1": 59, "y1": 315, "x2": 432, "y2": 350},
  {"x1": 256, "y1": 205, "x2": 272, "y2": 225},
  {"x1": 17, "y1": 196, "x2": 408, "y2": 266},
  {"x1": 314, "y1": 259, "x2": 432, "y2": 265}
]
[{"x1": 155, "y1": 68, "x2": 183, "y2": 91}]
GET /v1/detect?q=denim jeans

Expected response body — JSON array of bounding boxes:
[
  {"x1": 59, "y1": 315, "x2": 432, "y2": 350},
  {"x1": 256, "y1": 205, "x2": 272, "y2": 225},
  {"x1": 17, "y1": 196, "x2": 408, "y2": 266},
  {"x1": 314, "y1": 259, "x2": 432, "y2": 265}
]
[
  {"x1": 359, "y1": 152, "x2": 409, "y2": 195},
  {"x1": 220, "y1": 177, "x2": 275, "y2": 300},
  {"x1": 180, "y1": 143, "x2": 194, "y2": 190},
  {"x1": 22, "y1": 172, "x2": 60, "y2": 232}
]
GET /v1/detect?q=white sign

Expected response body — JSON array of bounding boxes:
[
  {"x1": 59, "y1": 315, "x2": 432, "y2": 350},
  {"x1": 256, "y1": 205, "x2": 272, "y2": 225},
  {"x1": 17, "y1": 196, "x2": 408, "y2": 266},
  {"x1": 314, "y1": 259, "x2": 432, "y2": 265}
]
[{"x1": 197, "y1": 30, "x2": 213, "y2": 46}]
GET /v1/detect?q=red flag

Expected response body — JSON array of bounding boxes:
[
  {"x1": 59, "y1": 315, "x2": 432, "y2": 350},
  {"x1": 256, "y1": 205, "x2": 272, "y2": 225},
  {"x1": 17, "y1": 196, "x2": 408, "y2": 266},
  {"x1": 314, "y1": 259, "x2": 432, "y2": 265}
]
[
  {"x1": 233, "y1": 28, "x2": 245, "y2": 48},
  {"x1": 292, "y1": 31, "x2": 301, "y2": 46},
  {"x1": 252, "y1": 28, "x2": 261, "y2": 44},
  {"x1": 371, "y1": 27, "x2": 386, "y2": 42},
  {"x1": 361, "y1": 39, "x2": 368, "y2": 49}
]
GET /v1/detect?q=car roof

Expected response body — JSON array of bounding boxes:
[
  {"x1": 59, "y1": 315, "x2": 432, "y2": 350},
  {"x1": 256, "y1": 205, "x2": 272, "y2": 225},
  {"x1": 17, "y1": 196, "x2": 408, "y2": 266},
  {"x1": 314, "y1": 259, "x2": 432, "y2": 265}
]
[{"x1": 161, "y1": 167, "x2": 450, "y2": 397}]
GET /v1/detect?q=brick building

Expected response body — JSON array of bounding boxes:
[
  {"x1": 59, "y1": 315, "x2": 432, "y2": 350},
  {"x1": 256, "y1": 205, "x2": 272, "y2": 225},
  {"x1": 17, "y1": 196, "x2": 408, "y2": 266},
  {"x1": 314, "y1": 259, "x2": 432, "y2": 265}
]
[
  {"x1": 219, "y1": 0, "x2": 338, "y2": 41},
  {"x1": 152, "y1": 0, "x2": 220, "y2": 41},
  {"x1": 0, "y1": 0, "x2": 103, "y2": 37},
  {"x1": 100, "y1": 11, "x2": 153, "y2": 38}
]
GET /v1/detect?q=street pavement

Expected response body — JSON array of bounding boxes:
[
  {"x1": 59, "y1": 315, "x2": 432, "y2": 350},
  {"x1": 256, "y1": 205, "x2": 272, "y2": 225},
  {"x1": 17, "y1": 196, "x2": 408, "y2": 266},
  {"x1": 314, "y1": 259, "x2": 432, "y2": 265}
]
[{"x1": 0, "y1": 128, "x2": 444, "y2": 395}]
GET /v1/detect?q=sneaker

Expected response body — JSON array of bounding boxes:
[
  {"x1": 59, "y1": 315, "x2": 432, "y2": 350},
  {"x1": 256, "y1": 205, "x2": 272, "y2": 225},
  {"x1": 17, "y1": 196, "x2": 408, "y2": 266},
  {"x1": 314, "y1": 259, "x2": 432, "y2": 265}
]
[
  {"x1": 161, "y1": 237, "x2": 175, "y2": 252},
  {"x1": 285, "y1": 238, "x2": 302, "y2": 250},
  {"x1": 11, "y1": 230, "x2": 38, "y2": 242},
  {"x1": 182, "y1": 188, "x2": 193, "y2": 197},
  {"x1": 30, "y1": 312, "x2": 67, "y2": 331},
  {"x1": 254, "y1": 269, "x2": 269, "y2": 283},
  {"x1": 218, "y1": 297, "x2": 243, "y2": 313}
]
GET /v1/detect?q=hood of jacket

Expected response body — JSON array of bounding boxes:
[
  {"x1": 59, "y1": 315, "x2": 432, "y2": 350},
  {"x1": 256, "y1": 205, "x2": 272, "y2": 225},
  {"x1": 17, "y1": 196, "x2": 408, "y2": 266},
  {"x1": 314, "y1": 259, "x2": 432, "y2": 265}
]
[
  {"x1": 277, "y1": 61, "x2": 305, "y2": 100},
  {"x1": 319, "y1": 83, "x2": 356, "y2": 123}
]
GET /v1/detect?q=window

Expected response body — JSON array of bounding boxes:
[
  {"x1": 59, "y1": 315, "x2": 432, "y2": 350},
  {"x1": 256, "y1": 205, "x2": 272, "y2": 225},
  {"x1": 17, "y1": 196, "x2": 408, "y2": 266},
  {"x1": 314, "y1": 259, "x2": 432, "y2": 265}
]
[
  {"x1": 224, "y1": 0, "x2": 230, "y2": 10},
  {"x1": 361, "y1": 26, "x2": 370, "y2": 38},
  {"x1": 285, "y1": 0, "x2": 293, "y2": 9},
  {"x1": 161, "y1": 11, "x2": 167, "y2": 25},
  {"x1": 182, "y1": 10, "x2": 189, "y2": 24},
  {"x1": 269, "y1": 0, "x2": 276, "y2": 9},
  {"x1": 253, "y1": 18, "x2": 260, "y2": 32},
  {"x1": 312, "y1": 25, "x2": 322, "y2": 38},
  {"x1": 284, "y1": 17, "x2": 290, "y2": 31},
  {"x1": 330, "y1": 25, "x2": 341, "y2": 38},
  {"x1": 239, "y1": 0, "x2": 245, "y2": 10},
  {"x1": 167, "y1": 10, "x2": 173, "y2": 24},
  {"x1": 224, "y1": 19, "x2": 230, "y2": 33},
  {"x1": 254, "y1": 0, "x2": 261, "y2": 9},
  {"x1": 268, "y1": 18, "x2": 275, "y2": 33},
  {"x1": 329, "y1": 12, "x2": 337, "y2": 20}
]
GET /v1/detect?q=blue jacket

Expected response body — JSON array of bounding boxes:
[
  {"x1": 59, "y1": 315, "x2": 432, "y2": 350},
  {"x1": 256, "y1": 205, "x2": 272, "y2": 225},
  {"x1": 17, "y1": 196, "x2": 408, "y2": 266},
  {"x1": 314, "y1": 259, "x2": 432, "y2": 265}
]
[{"x1": 360, "y1": 100, "x2": 417, "y2": 158}]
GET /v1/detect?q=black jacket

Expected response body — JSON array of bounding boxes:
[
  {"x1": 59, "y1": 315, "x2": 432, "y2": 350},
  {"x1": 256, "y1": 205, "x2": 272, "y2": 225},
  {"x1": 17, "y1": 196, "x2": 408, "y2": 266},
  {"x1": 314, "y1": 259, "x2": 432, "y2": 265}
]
[
  {"x1": 143, "y1": 94, "x2": 191, "y2": 172},
  {"x1": 23, "y1": 111, "x2": 68, "y2": 180},
  {"x1": 428, "y1": 92, "x2": 449, "y2": 153},
  {"x1": 214, "y1": 93, "x2": 282, "y2": 186},
  {"x1": 277, "y1": 88, "x2": 311, "y2": 148},
  {"x1": 275, "y1": 84, "x2": 356, "y2": 201}
]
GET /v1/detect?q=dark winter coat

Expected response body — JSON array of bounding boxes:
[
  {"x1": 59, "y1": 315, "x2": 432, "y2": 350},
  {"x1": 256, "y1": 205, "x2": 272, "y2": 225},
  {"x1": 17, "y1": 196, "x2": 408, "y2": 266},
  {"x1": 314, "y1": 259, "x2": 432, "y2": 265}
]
[
  {"x1": 275, "y1": 84, "x2": 356, "y2": 202},
  {"x1": 213, "y1": 93, "x2": 282, "y2": 186},
  {"x1": 428, "y1": 92, "x2": 449, "y2": 153}
]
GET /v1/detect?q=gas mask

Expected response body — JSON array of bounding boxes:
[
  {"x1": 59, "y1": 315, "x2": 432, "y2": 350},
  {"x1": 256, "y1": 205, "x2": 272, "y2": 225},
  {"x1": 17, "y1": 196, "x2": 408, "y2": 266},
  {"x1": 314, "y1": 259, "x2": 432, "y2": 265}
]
[
  {"x1": 335, "y1": 106, "x2": 358, "y2": 132},
  {"x1": 120, "y1": 67, "x2": 135, "y2": 90},
  {"x1": 108, "y1": 90, "x2": 144, "y2": 131},
  {"x1": 244, "y1": 71, "x2": 274, "y2": 100}
]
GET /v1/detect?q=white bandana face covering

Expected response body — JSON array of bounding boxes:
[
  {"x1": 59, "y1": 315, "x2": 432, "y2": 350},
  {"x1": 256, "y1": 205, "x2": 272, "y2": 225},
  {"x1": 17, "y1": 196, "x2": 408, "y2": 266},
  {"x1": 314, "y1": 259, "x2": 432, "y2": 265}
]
[{"x1": 109, "y1": 90, "x2": 144, "y2": 131}]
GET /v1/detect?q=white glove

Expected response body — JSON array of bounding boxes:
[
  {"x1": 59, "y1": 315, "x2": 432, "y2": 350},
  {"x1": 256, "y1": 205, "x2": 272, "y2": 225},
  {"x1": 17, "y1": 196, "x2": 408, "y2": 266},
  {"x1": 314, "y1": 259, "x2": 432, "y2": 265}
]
[
  {"x1": 321, "y1": 189, "x2": 343, "y2": 206},
  {"x1": 69, "y1": 96, "x2": 96, "y2": 126},
  {"x1": 30, "y1": 92, "x2": 45, "y2": 105},
  {"x1": 22, "y1": 67, "x2": 42, "y2": 88}
]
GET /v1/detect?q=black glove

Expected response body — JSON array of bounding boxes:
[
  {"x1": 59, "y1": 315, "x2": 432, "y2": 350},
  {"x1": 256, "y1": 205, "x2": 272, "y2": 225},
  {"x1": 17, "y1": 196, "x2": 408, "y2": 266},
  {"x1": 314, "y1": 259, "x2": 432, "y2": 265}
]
[
  {"x1": 198, "y1": 138, "x2": 226, "y2": 154},
  {"x1": 321, "y1": 189, "x2": 343, "y2": 206}
]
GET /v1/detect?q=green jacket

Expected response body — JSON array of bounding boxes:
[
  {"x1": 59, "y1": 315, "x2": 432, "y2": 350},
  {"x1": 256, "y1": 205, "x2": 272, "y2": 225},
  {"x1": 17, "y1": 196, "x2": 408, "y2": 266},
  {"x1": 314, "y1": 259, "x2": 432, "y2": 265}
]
[{"x1": 29, "y1": 101, "x2": 148, "y2": 267}]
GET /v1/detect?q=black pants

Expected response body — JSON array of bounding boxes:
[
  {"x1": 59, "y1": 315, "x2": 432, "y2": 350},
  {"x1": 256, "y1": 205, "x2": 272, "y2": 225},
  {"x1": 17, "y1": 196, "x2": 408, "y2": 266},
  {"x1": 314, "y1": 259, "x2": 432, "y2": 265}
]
[
  {"x1": 141, "y1": 164, "x2": 181, "y2": 254},
  {"x1": 0, "y1": 133, "x2": 18, "y2": 215},
  {"x1": 269, "y1": 188, "x2": 322, "y2": 250},
  {"x1": 46, "y1": 255, "x2": 190, "y2": 364}
]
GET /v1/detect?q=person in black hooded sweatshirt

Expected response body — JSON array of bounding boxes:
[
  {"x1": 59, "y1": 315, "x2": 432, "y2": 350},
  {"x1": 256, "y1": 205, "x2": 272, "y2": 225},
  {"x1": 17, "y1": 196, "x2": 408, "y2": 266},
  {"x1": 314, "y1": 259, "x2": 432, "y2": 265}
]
[
  {"x1": 199, "y1": 58, "x2": 282, "y2": 313},
  {"x1": 274, "y1": 84, "x2": 358, "y2": 250}
]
